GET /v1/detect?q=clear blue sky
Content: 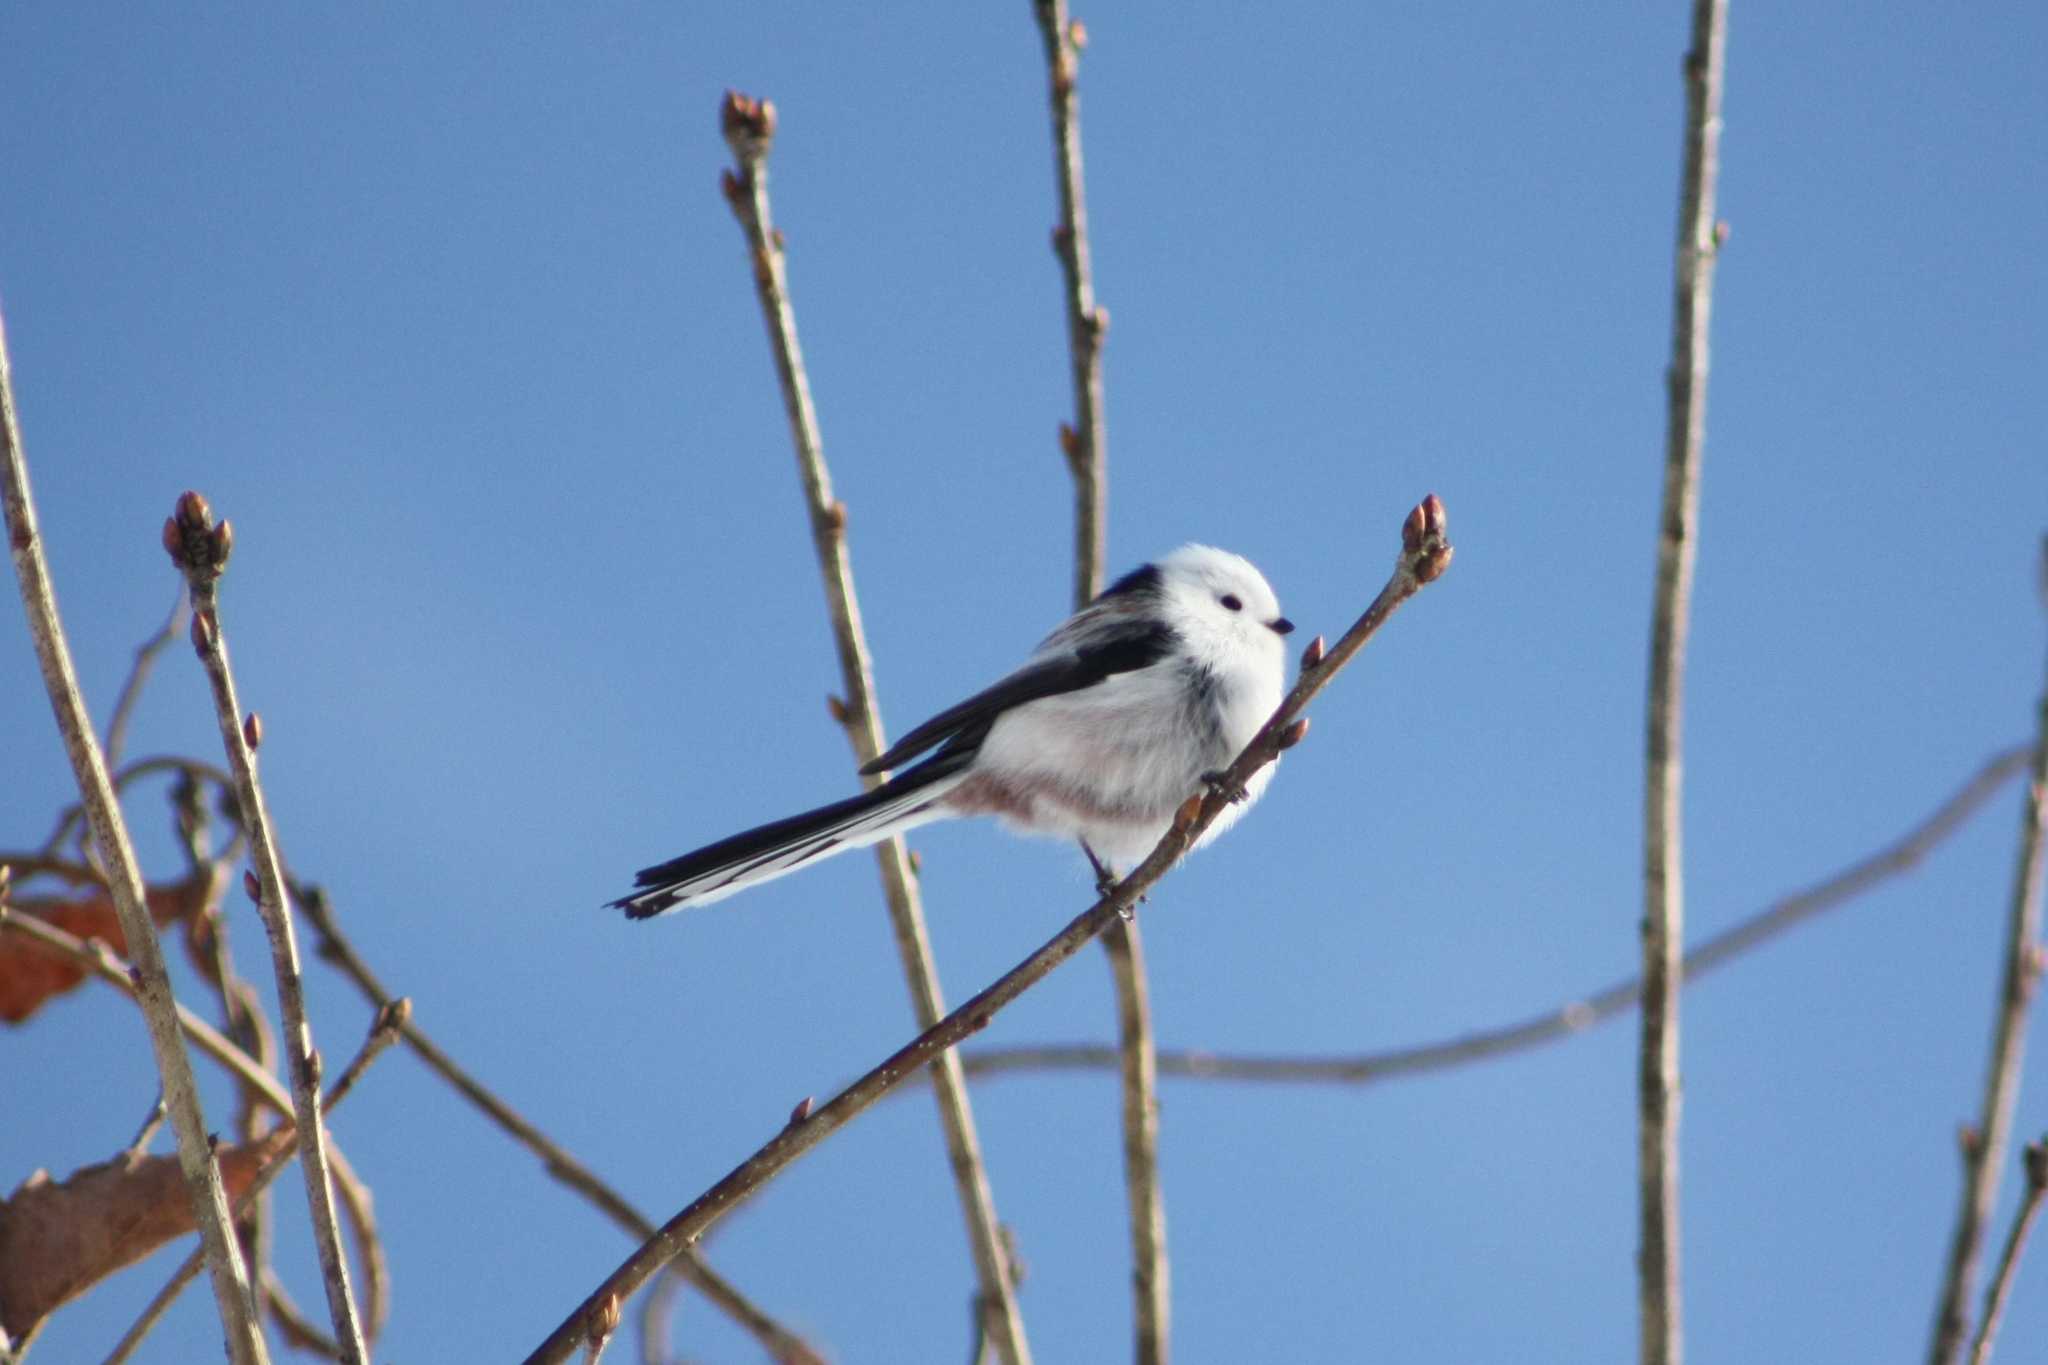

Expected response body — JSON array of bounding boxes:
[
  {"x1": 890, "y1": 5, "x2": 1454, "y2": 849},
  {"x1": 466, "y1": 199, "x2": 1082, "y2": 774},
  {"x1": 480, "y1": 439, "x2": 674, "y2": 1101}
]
[{"x1": 4, "y1": 6, "x2": 2046, "y2": 1362}]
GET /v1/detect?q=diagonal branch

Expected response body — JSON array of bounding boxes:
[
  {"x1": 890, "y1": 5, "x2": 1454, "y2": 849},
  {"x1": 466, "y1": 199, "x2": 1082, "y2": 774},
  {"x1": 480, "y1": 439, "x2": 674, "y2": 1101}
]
[
  {"x1": 953, "y1": 745, "x2": 2033, "y2": 1087},
  {"x1": 293, "y1": 883, "x2": 823, "y2": 1364},
  {"x1": 103, "y1": 588, "x2": 190, "y2": 772},
  {"x1": 717, "y1": 89, "x2": 1033, "y2": 1365},
  {"x1": 0, "y1": 306, "x2": 270, "y2": 1365},
  {"x1": 163, "y1": 490, "x2": 367, "y2": 1365},
  {"x1": 519, "y1": 495, "x2": 1452, "y2": 1365},
  {"x1": 1931, "y1": 555, "x2": 2048, "y2": 1365},
  {"x1": 1640, "y1": 5, "x2": 1727, "y2": 1362}
]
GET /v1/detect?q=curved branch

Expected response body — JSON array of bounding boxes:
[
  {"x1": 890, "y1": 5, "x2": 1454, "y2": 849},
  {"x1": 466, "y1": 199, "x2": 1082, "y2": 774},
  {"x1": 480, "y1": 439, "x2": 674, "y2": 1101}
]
[
  {"x1": 953, "y1": 745, "x2": 2033, "y2": 1087},
  {"x1": 519, "y1": 495, "x2": 1452, "y2": 1365}
]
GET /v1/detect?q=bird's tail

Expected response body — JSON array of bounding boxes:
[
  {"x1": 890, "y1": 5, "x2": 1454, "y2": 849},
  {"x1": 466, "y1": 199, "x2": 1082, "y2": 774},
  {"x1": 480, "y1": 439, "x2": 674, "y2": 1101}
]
[{"x1": 610, "y1": 752, "x2": 971, "y2": 919}]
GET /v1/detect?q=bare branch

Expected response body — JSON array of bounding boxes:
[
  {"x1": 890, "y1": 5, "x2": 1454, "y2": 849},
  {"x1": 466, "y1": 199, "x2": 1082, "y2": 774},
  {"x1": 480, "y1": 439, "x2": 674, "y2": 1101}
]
[
  {"x1": 1033, "y1": 0, "x2": 1107, "y2": 609},
  {"x1": 164, "y1": 490, "x2": 367, "y2": 1364},
  {"x1": 520, "y1": 495, "x2": 1452, "y2": 1365},
  {"x1": 1967, "y1": 1139, "x2": 2048, "y2": 1365},
  {"x1": 1640, "y1": 6, "x2": 1728, "y2": 1361},
  {"x1": 718, "y1": 87, "x2": 1033, "y2": 1365},
  {"x1": 0, "y1": 309, "x2": 270, "y2": 1365},
  {"x1": 1027, "y1": 9, "x2": 1169, "y2": 1357},
  {"x1": 954, "y1": 746, "x2": 2034, "y2": 1087},
  {"x1": 1932, "y1": 563, "x2": 2048, "y2": 1365},
  {"x1": 103, "y1": 588, "x2": 190, "y2": 772},
  {"x1": 294, "y1": 884, "x2": 822, "y2": 1363},
  {"x1": 104, "y1": 1002, "x2": 407, "y2": 1365}
]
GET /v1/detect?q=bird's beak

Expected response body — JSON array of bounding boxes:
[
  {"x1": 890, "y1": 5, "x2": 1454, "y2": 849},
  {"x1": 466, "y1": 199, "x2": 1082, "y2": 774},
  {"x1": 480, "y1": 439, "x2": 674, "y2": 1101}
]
[{"x1": 1269, "y1": 617, "x2": 1295, "y2": 636}]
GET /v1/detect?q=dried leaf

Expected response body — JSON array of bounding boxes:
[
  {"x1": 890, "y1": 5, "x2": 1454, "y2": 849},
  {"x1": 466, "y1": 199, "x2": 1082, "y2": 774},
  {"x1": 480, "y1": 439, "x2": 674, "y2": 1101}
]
[
  {"x1": 0, "y1": 1131, "x2": 288, "y2": 1338},
  {"x1": 0, "y1": 879, "x2": 208, "y2": 1024}
]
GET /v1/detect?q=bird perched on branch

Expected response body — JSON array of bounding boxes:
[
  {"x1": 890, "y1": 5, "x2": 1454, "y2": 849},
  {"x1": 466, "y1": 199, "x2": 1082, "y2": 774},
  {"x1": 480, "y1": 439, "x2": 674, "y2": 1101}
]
[{"x1": 611, "y1": 545, "x2": 1293, "y2": 918}]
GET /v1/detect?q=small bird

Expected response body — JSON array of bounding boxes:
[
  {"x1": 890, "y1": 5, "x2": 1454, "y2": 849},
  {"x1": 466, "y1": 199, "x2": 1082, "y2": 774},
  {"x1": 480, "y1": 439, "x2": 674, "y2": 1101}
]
[{"x1": 611, "y1": 545, "x2": 1293, "y2": 919}]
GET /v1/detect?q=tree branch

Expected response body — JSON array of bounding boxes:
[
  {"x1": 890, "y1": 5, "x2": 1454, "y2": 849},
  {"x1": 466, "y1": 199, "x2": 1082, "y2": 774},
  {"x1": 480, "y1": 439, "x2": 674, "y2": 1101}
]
[
  {"x1": 718, "y1": 88, "x2": 1033, "y2": 1365},
  {"x1": 519, "y1": 495, "x2": 1451, "y2": 1365},
  {"x1": 1966, "y1": 1138, "x2": 2048, "y2": 1365},
  {"x1": 1932, "y1": 554, "x2": 2048, "y2": 1365},
  {"x1": 1641, "y1": 5, "x2": 1727, "y2": 1362},
  {"x1": 103, "y1": 1002, "x2": 409, "y2": 1365},
  {"x1": 292, "y1": 884, "x2": 823, "y2": 1364},
  {"x1": 1027, "y1": 8, "x2": 1168, "y2": 1357},
  {"x1": 103, "y1": 588, "x2": 189, "y2": 772},
  {"x1": 163, "y1": 490, "x2": 368, "y2": 1364},
  {"x1": 950, "y1": 745, "x2": 2033, "y2": 1087},
  {"x1": 0, "y1": 307, "x2": 270, "y2": 1365}
]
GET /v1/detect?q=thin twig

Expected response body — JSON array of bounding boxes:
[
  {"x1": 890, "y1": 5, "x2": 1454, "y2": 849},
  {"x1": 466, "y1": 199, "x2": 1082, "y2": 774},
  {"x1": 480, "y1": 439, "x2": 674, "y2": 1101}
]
[
  {"x1": 951, "y1": 746, "x2": 2034, "y2": 1086},
  {"x1": 1932, "y1": 565, "x2": 2048, "y2": 1365},
  {"x1": 1640, "y1": 6, "x2": 1727, "y2": 1362},
  {"x1": 1967, "y1": 1139, "x2": 2048, "y2": 1365},
  {"x1": 1033, "y1": 0, "x2": 1107, "y2": 610},
  {"x1": 104, "y1": 587, "x2": 190, "y2": 771},
  {"x1": 104, "y1": 1002, "x2": 408, "y2": 1365},
  {"x1": 0, "y1": 310, "x2": 270, "y2": 1365},
  {"x1": 718, "y1": 88, "x2": 1032, "y2": 1365},
  {"x1": 165, "y1": 491, "x2": 367, "y2": 1364},
  {"x1": 1027, "y1": 9, "x2": 1169, "y2": 1359},
  {"x1": 520, "y1": 496, "x2": 1451, "y2": 1365},
  {"x1": 124, "y1": 1091, "x2": 169, "y2": 1160},
  {"x1": 42, "y1": 754, "x2": 237, "y2": 859},
  {"x1": 293, "y1": 884, "x2": 823, "y2": 1363}
]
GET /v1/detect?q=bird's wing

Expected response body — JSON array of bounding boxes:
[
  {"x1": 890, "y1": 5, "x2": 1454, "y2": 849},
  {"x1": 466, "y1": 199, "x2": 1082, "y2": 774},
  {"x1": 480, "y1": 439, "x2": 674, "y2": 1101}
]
[{"x1": 859, "y1": 617, "x2": 1177, "y2": 775}]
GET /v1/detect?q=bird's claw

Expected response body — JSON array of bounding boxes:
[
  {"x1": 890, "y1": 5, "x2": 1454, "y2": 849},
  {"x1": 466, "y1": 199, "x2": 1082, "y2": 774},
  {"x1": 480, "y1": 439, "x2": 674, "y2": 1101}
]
[{"x1": 1202, "y1": 770, "x2": 1249, "y2": 805}]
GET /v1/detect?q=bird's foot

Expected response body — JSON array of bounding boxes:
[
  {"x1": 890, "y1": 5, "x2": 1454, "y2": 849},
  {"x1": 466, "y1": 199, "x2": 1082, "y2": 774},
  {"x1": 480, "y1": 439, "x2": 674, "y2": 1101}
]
[{"x1": 1202, "y1": 770, "x2": 1249, "y2": 805}]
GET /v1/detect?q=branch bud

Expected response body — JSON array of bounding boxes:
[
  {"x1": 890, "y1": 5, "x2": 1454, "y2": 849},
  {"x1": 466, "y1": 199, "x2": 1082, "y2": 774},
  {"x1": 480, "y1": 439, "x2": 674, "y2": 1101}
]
[
  {"x1": 1300, "y1": 634, "x2": 1325, "y2": 670},
  {"x1": 243, "y1": 869, "x2": 262, "y2": 903},
  {"x1": 1068, "y1": 19, "x2": 1088, "y2": 50},
  {"x1": 720, "y1": 90, "x2": 777, "y2": 161},
  {"x1": 788, "y1": 1095, "x2": 814, "y2": 1125},
  {"x1": 825, "y1": 694, "x2": 852, "y2": 726},
  {"x1": 243, "y1": 711, "x2": 263, "y2": 750},
  {"x1": 375, "y1": 997, "x2": 413, "y2": 1035},
  {"x1": 1276, "y1": 717, "x2": 1310, "y2": 751}
]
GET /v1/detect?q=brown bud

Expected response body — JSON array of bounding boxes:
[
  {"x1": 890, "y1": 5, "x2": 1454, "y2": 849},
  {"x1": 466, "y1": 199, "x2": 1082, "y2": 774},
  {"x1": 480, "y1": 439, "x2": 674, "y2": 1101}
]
[
  {"x1": 1051, "y1": 224, "x2": 1072, "y2": 256},
  {"x1": 821, "y1": 500, "x2": 847, "y2": 534},
  {"x1": 243, "y1": 869, "x2": 262, "y2": 903},
  {"x1": 1091, "y1": 305, "x2": 1110, "y2": 335},
  {"x1": 190, "y1": 611, "x2": 213, "y2": 652},
  {"x1": 1712, "y1": 221, "x2": 1731, "y2": 249},
  {"x1": 587, "y1": 1293, "x2": 621, "y2": 1345},
  {"x1": 1058, "y1": 423, "x2": 1081, "y2": 460},
  {"x1": 209, "y1": 519, "x2": 234, "y2": 566},
  {"x1": 1172, "y1": 794, "x2": 1203, "y2": 830},
  {"x1": 1415, "y1": 543, "x2": 1455, "y2": 585},
  {"x1": 907, "y1": 849, "x2": 923, "y2": 875},
  {"x1": 304, "y1": 1045, "x2": 323, "y2": 1082},
  {"x1": 770, "y1": 227, "x2": 786, "y2": 252},
  {"x1": 789, "y1": 1095, "x2": 814, "y2": 1125},
  {"x1": 243, "y1": 712, "x2": 263, "y2": 750},
  {"x1": 1276, "y1": 717, "x2": 1310, "y2": 751},
  {"x1": 175, "y1": 490, "x2": 213, "y2": 530},
  {"x1": 719, "y1": 168, "x2": 745, "y2": 204},
  {"x1": 826, "y1": 694, "x2": 852, "y2": 726},
  {"x1": 1300, "y1": 634, "x2": 1326, "y2": 670},
  {"x1": 161, "y1": 516, "x2": 185, "y2": 566},
  {"x1": 719, "y1": 90, "x2": 777, "y2": 159},
  {"x1": 1068, "y1": 19, "x2": 1088, "y2": 49},
  {"x1": 377, "y1": 997, "x2": 413, "y2": 1033},
  {"x1": 2026, "y1": 1140, "x2": 2048, "y2": 1190},
  {"x1": 1960, "y1": 1124, "x2": 1983, "y2": 1160}
]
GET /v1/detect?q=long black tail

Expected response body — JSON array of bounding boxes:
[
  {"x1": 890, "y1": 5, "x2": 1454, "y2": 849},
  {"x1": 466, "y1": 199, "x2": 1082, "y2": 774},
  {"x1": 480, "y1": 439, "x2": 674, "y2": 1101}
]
[{"x1": 610, "y1": 751, "x2": 972, "y2": 919}]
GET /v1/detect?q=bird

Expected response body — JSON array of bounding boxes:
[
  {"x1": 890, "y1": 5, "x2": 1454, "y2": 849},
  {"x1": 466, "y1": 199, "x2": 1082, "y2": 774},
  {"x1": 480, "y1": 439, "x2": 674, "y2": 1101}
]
[{"x1": 610, "y1": 545, "x2": 1294, "y2": 919}]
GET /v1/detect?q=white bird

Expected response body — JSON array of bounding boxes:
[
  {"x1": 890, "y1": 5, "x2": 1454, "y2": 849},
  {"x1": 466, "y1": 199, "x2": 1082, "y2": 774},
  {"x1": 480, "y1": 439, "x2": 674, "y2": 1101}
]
[{"x1": 611, "y1": 545, "x2": 1293, "y2": 918}]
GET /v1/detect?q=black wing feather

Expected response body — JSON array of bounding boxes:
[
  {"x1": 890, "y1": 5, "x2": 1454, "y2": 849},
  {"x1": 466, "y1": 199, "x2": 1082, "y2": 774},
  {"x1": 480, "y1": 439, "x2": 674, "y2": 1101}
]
[{"x1": 859, "y1": 620, "x2": 1176, "y2": 775}]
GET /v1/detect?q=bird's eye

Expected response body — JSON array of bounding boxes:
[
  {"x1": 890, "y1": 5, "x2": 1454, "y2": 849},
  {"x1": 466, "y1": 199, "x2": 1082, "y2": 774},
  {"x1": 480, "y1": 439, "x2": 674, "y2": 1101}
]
[{"x1": 1219, "y1": 594, "x2": 1243, "y2": 612}]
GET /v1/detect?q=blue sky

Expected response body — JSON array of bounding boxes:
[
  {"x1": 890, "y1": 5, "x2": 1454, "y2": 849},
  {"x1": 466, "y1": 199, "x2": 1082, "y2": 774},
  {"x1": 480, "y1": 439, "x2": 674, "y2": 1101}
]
[{"x1": 3, "y1": 5, "x2": 2045, "y2": 1362}]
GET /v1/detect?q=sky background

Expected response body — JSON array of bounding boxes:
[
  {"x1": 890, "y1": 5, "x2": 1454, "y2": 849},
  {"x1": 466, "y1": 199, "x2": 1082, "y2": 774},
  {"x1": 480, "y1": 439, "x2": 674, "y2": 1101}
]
[{"x1": 4, "y1": 5, "x2": 2047, "y2": 1362}]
